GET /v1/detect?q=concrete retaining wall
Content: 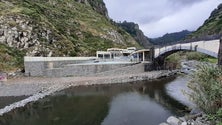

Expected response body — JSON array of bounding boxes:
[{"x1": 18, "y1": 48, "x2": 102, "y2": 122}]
[
  {"x1": 93, "y1": 63, "x2": 152, "y2": 77},
  {"x1": 24, "y1": 57, "x2": 97, "y2": 76},
  {"x1": 45, "y1": 63, "x2": 136, "y2": 77},
  {"x1": 25, "y1": 57, "x2": 144, "y2": 77},
  {"x1": 24, "y1": 57, "x2": 153, "y2": 77}
]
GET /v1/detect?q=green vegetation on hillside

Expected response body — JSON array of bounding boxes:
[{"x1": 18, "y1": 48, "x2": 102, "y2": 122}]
[
  {"x1": 190, "y1": 4, "x2": 222, "y2": 38},
  {"x1": 151, "y1": 30, "x2": 192, "y2": 45},
  {"x1": 0, "y1": 44, "x2": 25, "y2": 72},
  {"x1": 0, "y1": 0, "x2": 139, "y2": 56},
  {"x1": 117, "y1": 21, "x2": 152, "y2": 48},
  {"x1": 0, "y1": 0, "x2": 141, "y2": 72}
]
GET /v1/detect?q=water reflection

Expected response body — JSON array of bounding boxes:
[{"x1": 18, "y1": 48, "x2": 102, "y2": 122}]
[
  {"x1": 0, "y1": 76, "x2": 190, "y2": 125},
  {"x1": 102, "y1": 92, "x2": 171, "y2": 125},
  {"x1": 0, "y1": 96, "x2": 27, "y2": 109}
]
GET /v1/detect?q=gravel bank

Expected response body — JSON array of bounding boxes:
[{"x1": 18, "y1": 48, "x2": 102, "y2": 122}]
[{"x1": 0, "y1": 70, "x2": 178, "y2": 116}]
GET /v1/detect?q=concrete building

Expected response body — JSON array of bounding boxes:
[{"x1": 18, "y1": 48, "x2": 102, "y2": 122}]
[
  {"x1": 24, "y1": 56, "x2": 147, "y2": 77},
  {"x1": 97, "y1": 47, "x2": 137, "y2": 60},
  {"x1": 24, "y1": 47, "x2": 154, "y2": 77}
]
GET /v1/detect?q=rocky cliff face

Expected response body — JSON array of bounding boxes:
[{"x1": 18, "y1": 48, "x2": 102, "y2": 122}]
[
  {"x1": 75, "y1": 0, "x2": 109, "y2": 18},
  {"x1": 117, "y1": 21, "x2": 153, "y2": 48},
  {"x1": 0, "y1": 15, "x2": 61, "y2": 57}
]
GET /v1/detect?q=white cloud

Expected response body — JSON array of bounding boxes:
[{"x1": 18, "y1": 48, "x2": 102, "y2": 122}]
[{"x1": 104, "y1": 0, "x2": 222, "y2": 38}]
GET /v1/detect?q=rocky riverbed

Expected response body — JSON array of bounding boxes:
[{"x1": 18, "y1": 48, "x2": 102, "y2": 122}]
[{"x1": 160, "y1": 112, "x2": 214, "y2": 125}]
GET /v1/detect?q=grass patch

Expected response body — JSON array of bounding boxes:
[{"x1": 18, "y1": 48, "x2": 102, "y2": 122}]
[{"x1": 0, "y1": 44, "x2": 25, "y2": 72}]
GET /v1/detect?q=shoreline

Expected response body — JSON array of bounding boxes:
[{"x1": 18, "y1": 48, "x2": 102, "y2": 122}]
[{"x1": 0, "y1": 70, "x2": 178, "y2": 116}]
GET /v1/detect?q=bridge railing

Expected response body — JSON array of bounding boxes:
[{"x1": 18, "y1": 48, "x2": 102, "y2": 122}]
[
  {"x1": 154, "y1": 39, "x2": 219, "y2": 58},
  {"x1": 153, "y1": 35, "x2": 221, "y2": 47},
  {"x1": 196, "y1": 48, "x2": 218, "y2": 58},
  {"x1": 155, "y1": 43, "x2": 192, "y2": 58}
]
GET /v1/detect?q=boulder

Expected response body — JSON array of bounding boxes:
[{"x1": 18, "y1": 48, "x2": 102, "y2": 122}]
[
  {"x1": 167, "y1": 116, "x2": 181, "y2": 125},
  {"x1": 181, "y1": 122, "x2": 187, "y2": 125}
]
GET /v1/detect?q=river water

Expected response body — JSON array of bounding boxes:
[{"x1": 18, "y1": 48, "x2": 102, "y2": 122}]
[{"x1": 0, "y1": 75, "x2": 193, "y2": 125}]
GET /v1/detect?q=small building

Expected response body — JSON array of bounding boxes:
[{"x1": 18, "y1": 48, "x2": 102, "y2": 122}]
[
  {"x1": 131, "y1": 49, "x2": 154, "y2": 63},
  {"x1": 97, "y1": 47, "x2": 138, "y2": 61}
]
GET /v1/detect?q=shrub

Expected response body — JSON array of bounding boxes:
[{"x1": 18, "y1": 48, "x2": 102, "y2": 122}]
[
  {"x1": 186, "y1": 52, "x2": 206, "y2": 61},
  {"x1": 166, "y1": 53, "x2": 181, "y2": 63},
  {"x1": 186, "y1": 52, "x2": 217, "y2": 63},
  {"x1": 165, "y1": 53, "x2": 182, "y2": 69},
  {"x1": 188, "y1": 64, "x2": 222, "y2": 122}
]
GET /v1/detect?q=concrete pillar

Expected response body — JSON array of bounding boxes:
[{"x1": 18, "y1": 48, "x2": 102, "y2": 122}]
[
  {"x1": 150, "y1": 47, "x2": 154, "y2": 61},
  {"x1": 137, "y1": 53, "x2": 139, "y2": 62},
  {"x1": 143, "y1": 51, "x2": 145, "y2": 62},
  {"x1": 218, "y1": 38, "x2": 222, "y2": 65},
  {"x1": 190, "y1": 43, "x2": 192, "y2": 50}
]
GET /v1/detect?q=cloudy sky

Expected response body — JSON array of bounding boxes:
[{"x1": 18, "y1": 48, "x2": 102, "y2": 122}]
[{"x1": 103, "y1": 0, "x2": 222, "y2": 38}]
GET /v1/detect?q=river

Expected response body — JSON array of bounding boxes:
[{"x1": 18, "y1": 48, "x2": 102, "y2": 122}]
[{"x1": 0, "y1": 75, "x2": 193, "y2": 125}]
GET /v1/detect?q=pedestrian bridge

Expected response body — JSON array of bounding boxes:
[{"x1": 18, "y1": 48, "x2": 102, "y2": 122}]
[{"x1": 154, "y1": 39, "x2": 220, "y2": 59}]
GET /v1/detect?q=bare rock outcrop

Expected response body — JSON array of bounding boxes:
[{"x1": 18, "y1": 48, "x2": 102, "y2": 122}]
[{"x1": 0, "y1": 15, "x2": 57, "y2": 56}]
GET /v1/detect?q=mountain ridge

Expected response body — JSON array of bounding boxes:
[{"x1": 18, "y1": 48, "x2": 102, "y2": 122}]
[
  {"x1": 150, "y1": 30, "x2": 192, "y2": 45},
  {"x1": 117, "y1": 21, "x2": 153, "y2": 48}
]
